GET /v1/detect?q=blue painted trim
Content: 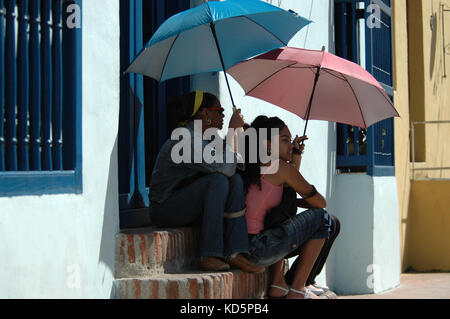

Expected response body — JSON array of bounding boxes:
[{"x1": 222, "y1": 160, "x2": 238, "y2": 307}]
[
  {"x1": 367, "y1": 165, "x2": 395, "y2": 177},
  {"x1": 0, "y1": 171, "x2": 80, "y2": 196},
  {"x1": 0, "y1": 0, "x2": 6, "y2": 171},
  {"x1": 73, "y1": 0, "x2": 83, "y2": 194}
]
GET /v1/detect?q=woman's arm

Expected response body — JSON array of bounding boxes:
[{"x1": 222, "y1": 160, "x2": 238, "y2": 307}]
[{"x1": 277, "y1": 160, "x2": 327, "y2": 209}]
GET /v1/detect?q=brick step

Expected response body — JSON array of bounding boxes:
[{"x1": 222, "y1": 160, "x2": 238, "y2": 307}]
[
  {"x1": 115, "y1": 227, "x2": 199, "y2": 278},
  {"x1": 113, "y1": 270, "x2": 269, "y2": 299}
]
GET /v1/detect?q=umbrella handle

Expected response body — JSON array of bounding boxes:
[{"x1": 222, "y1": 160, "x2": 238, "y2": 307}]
[{"x1": 302, "y1": 66, "x2": 321, "y2": 141}]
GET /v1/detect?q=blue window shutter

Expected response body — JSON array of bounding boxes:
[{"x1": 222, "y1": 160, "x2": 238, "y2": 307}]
[
  {"x1": 52, "y1": 0, "x2": 63, "y2": 171},
  {"x1": 29, "y1": 0, "x2": 42, "y2": 171},
  {"x1": 17, "y1": 0, "x2": 29, "y2": 172},
  {"x1": 41, "y1": 0, "x2": 53, "y2": 171},
  {"x1": 0, "y1": 0, "x2": 82, "y2": 196},
  {"x1": 335, "y1": 0, "x2": 395, "y2": 176},
  {"x1": 4, "y1": 0, "x2": 17, "y2": 171},
  {"x1": 365, "y1": 0, "x2": 395, "y2": 175}
]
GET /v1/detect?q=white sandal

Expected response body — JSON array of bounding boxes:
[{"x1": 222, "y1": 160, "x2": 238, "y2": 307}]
[
  {"x1": 268, "y1": 285, "x2": 289, "y2": 299},
  {"x1": 288, "y1": 288, "x2": 316, "y2": 299}
]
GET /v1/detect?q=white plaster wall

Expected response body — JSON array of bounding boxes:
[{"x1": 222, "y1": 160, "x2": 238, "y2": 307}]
[
  {"x1": 373, "y1": 176, "x2": 401, "y2": 293},
  {"x1": 327, "y1": 174, "x2": 400, "y2": 295},
  {"x1": 0, "y1": 0, "x2": 120, "y2": 298},
  {"x1": 327, "y1": 174, "x2": 375, "y2": 295}
]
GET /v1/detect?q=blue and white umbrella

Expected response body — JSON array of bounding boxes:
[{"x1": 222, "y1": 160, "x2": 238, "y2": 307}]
[{"x1": 126, "y1": 0, "x2": 311, "y2": 107}]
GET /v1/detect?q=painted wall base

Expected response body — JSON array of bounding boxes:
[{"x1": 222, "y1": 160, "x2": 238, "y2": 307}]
[{"x1": 327, "y1": 174, "x2": 400, "y2": 295}]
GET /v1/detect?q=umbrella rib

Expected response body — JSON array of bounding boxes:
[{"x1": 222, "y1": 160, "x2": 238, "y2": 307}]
[
  {"x1": 159, "y1": 34, "x2": 180, "y2": 81},
  {"x1": 342, "y1": 74, "x2": 367, "y2": 129},
  {"x1": 242, "y1": 16, "x2": 288, "y2": 46},
  {"x1": 322, "y1": 68, "x2": 347, "y2": 81},
  {"x1": 246, "y1": 62, "x2": 296, "y2": 96}
]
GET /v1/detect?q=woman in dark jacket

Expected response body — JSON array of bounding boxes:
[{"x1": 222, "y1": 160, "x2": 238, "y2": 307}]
[{"x1": 149, "y1": 91, "x2": 263, "y2": 273}]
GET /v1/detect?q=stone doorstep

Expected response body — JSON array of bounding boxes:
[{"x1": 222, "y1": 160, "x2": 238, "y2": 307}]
[
  {"x1": 114, "y1": 227, "x2": 337, "y2": 300},
  {"x1": 115, "y1": 227, "x2": 199, "y2": 278},
  {"x1": 113, "y1": 270, "x2": 269, "y2": 299}
]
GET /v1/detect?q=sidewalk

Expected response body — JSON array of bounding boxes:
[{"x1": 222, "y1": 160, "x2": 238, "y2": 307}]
[{"x1": 340, "y1": 273, "x2": 450, "y2": 299}]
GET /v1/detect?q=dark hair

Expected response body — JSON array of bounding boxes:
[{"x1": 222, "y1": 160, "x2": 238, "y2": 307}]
[
  {"x1": 166, "y1": 91, "x2": 219, "y2": 134},
  {"x1": 240, "y1": 116, "x2": 287, "y2": 193}
]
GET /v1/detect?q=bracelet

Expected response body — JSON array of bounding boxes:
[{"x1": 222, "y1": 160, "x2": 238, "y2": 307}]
[{"x1": 303, "y1": 185, "x2": 317, "y2": 200}]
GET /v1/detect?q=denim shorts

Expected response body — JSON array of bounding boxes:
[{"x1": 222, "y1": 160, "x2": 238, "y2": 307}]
[{"x1": 247, "y1": 209, "x2": 331, "y2": 267}]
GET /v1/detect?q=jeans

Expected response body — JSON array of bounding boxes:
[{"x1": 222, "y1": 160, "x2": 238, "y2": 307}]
[
  {"x1": 150, "y1": 173, "x2": 249, "y2": 258},
  {"x1": 247, "y1": 209, "x2": 331, "y2": 267},
  {"x1": 285, "y1": 214, "x2": 341, "y2": 286}
]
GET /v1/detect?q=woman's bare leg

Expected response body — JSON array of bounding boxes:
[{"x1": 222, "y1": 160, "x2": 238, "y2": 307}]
[
  {"x1": 268, "y1": 260, "x2": 289, "y2": 297},
  {"x1": 287, "y1": 238, "x2": 326, "y2": 299}
]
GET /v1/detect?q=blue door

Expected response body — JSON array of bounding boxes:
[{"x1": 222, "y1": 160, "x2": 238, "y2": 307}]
[{"x1": 119, "y1": 0, "x2": 190, "y2": 227}]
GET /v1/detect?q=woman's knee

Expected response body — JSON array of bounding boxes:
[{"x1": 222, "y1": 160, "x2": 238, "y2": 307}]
[
  {"x1": 229, "y1": 173, "x2": 244, "y2": 192},
  {"x1": 329, "y1": 214, "x2": 341, "y2": 237},
  {"x1": 207, "y1": 173, "x2": 230, "y2": 194}
]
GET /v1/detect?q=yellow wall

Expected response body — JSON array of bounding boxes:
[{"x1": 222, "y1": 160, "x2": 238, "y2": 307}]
[
  {"x1": 396, "y1": 0, "x2": 450, "y2": 271},
  {"x1": 393, "y1": 0, "x2": 412, "y2": 272},
  {"x1": 403, "y1": 181, "x2": 450, "y2": 271}
]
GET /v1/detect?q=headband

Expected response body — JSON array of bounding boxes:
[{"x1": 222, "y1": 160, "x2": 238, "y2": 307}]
[
  {"x1": 178, "y1": 91, "x2": 204, "y2": 127},
  {"x1": 192, "y1": 91, "x2": 204, "y2": 117}
]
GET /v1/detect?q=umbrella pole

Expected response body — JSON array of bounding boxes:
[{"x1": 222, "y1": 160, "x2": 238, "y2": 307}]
[
  {"x1": 302, "y1": 66, "x2": 321, "y2": 138},
  {"x1": 210, "y1": 23, "x2": 237, "y2": 112}
]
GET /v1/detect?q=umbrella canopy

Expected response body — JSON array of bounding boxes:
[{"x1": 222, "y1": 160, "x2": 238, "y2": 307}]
[
  {"x1": 227, "y1": 47, "x2": 400, "y2": 130},
  {"x1": 125, "y1": 0, "x2": 311, "y2": 83}
]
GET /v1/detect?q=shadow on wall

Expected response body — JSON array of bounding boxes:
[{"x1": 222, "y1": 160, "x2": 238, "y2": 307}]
[
  {"x1": 430, "y1": 12, "x2": 438, "y2": 80},
  {"x1": 99, "y1": 137, "x2": 121, "y2": 298}
]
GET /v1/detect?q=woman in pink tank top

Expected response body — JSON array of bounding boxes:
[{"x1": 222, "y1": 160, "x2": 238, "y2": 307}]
[{"x1": 241, "y1": 116, "x2": 331, "y2": 299}]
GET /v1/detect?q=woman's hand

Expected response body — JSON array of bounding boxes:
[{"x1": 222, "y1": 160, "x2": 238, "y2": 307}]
[
  {"x1": 292, "y1": 135, "x2": 308, "y2": 155},
  {"x1": 229, "y1": 109, "x2": 245, "y2": 129},
  {"x1": 291, "y1": 135, "x2": 308, "y2": 169}
]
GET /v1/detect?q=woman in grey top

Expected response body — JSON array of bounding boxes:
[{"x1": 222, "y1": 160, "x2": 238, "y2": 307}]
[{"x1": 149, "y1": 91, "x2": 263, "y2": 273}]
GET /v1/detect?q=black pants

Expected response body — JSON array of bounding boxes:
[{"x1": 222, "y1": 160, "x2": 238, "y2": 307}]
[{"x1": 284, "y1": 214, "x2": 341, "y2": 287}]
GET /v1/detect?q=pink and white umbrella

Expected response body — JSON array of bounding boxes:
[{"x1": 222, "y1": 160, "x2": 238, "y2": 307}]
[{"x1": 228, "y1": 47, "x2": 400, "y2": 133}]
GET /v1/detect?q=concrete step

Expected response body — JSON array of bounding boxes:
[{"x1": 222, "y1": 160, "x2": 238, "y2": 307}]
[
  {"x1": 115, "y1": 227, "x2": 199, "y2": 278},
  {"x1": 113, "y1": 270, "x2": 269, "y2": 299}
]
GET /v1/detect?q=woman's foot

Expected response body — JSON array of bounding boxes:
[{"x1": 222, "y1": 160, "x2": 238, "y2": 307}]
[
  {"x1": 287, "y1": 287, "x2": 320, "y2": 299},
  {"x1": 199, "y1": 257, "x2": 230, "y2": 271},
  {"x1": 228, "y1": 254, "x2": 265, "y2": 273},
  {"x1": 268, "y1": 284, "x2": 289, "y2": 299},
  {"x1": 307, "y1": 284, "x2": 324, "y2": 295}
]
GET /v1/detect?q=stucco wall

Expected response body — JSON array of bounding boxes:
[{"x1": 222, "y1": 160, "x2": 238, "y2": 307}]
[
  {"x1": 409, "y1": 0, "x2": 450, "y2": 180},
  {"x1": 404, "y1": 181, "x2": 450, "y2": 271},
  {"x1": 399, "y1": 0, "x2": 450, "y2": 271},
  {"x1": 327, "y1": 174, "x2": 400, "y2": 295},
  {"x1": 0, "y1": 0, "x2": 120, "y2": 298},
  {"x1": 392, "y1": 0, "x2": 412, "y2": 272}
]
